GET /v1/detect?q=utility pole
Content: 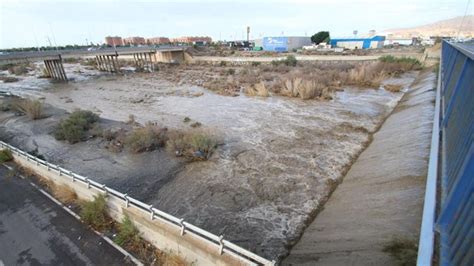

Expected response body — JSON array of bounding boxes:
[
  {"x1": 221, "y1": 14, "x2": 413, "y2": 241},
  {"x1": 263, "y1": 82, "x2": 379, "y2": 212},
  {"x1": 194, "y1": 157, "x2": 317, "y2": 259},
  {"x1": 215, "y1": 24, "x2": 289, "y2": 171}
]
[{"x1": 247, "y1": 26, "x2": 250, "y2": 42}]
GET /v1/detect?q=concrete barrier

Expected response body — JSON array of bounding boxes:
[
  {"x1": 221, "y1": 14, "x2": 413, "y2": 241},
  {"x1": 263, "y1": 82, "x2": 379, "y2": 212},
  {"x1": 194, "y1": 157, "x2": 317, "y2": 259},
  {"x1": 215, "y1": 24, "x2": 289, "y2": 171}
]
[{"x1": 0, "y1": 141, "x2": 274, "y2": 266}]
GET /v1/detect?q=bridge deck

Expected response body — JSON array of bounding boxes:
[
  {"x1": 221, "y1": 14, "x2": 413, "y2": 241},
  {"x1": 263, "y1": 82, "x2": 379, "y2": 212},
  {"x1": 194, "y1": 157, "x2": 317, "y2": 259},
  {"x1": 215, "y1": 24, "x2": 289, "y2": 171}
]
[{"x1": 0, "y1": 46, "x2": 186, "y2": 64}]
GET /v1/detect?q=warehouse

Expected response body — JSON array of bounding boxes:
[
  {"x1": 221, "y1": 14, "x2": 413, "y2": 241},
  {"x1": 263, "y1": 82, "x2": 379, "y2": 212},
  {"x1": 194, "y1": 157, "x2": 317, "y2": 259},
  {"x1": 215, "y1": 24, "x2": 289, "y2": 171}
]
[
  {"x1": 258, "y1": 36, "x2": 312, "y2": 52},
  {"x1": 330, "y1": 35, "x2": 385, "y2": 49}
]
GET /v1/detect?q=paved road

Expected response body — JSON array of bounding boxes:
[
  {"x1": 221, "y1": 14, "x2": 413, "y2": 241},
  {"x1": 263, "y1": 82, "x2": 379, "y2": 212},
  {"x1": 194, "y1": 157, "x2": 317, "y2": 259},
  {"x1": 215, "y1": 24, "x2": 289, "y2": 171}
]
[
  {"x1": 283, "y1": 71, "x2": 436, "y2": 265},
  {"x1": 0, "y1": 165, "x2": 134, "y2": 266}
]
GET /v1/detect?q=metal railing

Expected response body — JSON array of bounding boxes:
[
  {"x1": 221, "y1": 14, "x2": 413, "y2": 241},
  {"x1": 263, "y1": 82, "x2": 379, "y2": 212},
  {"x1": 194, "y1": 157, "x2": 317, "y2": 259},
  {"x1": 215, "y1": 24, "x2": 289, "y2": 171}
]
[
  {"x1": 417, "y1": 41, "x2": 473, "y2": 265},
  {"x1": 0, "y1": 141, "x2": 275, "y2": 266}
]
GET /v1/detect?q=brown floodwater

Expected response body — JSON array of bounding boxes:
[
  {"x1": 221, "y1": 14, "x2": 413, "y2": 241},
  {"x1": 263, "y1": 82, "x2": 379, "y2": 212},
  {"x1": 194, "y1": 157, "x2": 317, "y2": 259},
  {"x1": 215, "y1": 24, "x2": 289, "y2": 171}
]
[{"x1": 0, "y1": 64, "x2": 417, "y2": 260}]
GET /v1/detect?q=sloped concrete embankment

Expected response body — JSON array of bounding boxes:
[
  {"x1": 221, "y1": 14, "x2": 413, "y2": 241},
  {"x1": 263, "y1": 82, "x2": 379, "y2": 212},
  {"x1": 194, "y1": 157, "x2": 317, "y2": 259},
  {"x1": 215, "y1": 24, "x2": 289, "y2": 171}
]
[{"x1": 282, "y1": 70, "x2": 436, "y2": 265}]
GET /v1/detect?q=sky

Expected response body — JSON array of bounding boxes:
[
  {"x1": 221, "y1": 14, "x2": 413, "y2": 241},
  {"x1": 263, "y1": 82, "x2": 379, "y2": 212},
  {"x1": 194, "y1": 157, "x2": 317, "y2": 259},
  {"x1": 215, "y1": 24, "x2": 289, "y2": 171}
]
[{"x1": 0, "y1": 0, "x2": 472, "y2": 48}]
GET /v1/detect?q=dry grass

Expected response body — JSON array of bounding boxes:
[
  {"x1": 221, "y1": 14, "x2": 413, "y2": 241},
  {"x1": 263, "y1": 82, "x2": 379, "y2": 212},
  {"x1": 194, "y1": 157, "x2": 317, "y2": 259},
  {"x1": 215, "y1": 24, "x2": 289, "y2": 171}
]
[
  {"x1": 12, "y1": 98, "x2": 44, "y2": 120},
  {"x1": 346, "y1": 62, "x2": 387, "y2": 87},
  {"x1": 0, "y1": 76, "x2": 19, "y2": 83},
  {"x1": 280, "y1": 77, "x2": 332, "y2": 100},
  {"x1": 384, "y1": 84, "x2": 403, "y2": 92},
  {"x1": 150, "y1": 57, "x2": 421, "y2": 100},
  {"x1": 246, "y1": 82, "x2": 270, "y2": 97},
  {"x1": 52, "y1": 184, "x2": 77, "y2": 205},
  {"x1": 17, "y1": 165, "x2": 38, "y2": 178},
  {"x1": 158, "y1": 251, "x2": 188, "y2": 266}
]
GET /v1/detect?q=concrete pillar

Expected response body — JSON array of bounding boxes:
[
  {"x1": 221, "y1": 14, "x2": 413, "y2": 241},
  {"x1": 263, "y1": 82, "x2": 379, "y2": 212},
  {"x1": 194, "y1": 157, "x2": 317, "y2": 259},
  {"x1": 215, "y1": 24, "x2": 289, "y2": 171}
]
[
  {"x1": 50, "y1": 60, "x2": 59, "y2": 79},
  {"x1": 97, "y1": 55, "x2": 103, "y2": 71},
  {"x1": 95, "y1": 56, "x2": 101, "y2": 70},
  {"x1": 144, "y1": 53, "x2": 148, "y2": 71},
  {"x1": 58, "y1": 56, "x2": 67, "y2": 81},
  {"x1": 139, "y1": 53, "x2": 144, "y2": 68},
  {"x1": 104, "y1": 55, "x2": 109, "y2": 72},
  {"x1": 102, "y1": 56, "x2": 106, "y2": 71},
  {"x1": 44, "y1": 60, "x2": 52, "y2": 78},
  {"x1": 133, "y1": 53, "x2": 138, "y2": 67},
  {"x1": 112, "y1": 55, "x2": 118, "y2": 73}
]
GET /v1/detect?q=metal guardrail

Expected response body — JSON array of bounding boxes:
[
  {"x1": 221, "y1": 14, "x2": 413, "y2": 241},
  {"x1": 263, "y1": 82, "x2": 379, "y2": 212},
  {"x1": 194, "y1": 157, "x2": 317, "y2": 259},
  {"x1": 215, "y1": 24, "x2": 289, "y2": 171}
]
[
  {"x1": 0, "y1": 141, "x2": 275, "y2": 266},
  {"x1": 417, "y1": 41, "x2": 474, "y2": 265}
]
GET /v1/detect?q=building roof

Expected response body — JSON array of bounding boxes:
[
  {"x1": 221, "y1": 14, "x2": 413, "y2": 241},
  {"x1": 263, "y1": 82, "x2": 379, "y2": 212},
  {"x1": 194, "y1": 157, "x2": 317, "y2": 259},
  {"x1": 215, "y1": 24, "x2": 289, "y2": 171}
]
[{"x1": 331, "y1": 35, "x2": 386, "y2": 42}]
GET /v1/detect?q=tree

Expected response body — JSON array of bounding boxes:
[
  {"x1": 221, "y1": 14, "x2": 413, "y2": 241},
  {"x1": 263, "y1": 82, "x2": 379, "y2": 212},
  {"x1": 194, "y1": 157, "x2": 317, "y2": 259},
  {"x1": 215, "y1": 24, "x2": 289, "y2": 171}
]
[{"x1": 311, "y1": 31, "x2": 330, "y2": 44}]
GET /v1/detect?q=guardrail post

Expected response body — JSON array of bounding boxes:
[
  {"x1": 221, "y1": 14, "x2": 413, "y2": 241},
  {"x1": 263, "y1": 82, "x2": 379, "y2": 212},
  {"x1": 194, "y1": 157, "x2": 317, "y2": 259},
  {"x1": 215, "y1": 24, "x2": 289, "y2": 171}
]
[
  {"x1": 124, "y1": 194, "x2": 129, "y2": 208},
  {"x1": 86, "y1": 178, "x2": 90, "y2": 188},
  {"x1": 219, "y1": 235, "x2": 224, "y2": 255},
  {"x1": 102, "y1": 184, "x2": 108, "y2": 195},
  {"x1": 58, "y1": 168, "x2": 62, "y2": 176},
  {"x1": 71, "y1": 172, "x2": 75, "y2": 182},
  {"x1": 179, "y1": 219, "x2": 185, "y2": 236},
  {"x1": 46, "y1": 163, "x2": 50, "y2": 171},
  {"x1": 149, "y1": 205, "x2": 154, "y2": 220}
]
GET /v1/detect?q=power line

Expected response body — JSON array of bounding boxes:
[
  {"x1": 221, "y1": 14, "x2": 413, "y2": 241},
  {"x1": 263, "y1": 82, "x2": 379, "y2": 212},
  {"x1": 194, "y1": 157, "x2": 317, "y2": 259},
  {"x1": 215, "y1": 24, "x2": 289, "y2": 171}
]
[{"x1": 457, "y1": 0, "x2": 472, "y2": 39}]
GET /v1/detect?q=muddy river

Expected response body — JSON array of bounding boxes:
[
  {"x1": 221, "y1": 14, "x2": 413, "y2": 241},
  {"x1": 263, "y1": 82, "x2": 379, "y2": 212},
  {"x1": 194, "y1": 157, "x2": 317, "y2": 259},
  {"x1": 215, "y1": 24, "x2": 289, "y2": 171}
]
[{"x1": 0, "y1": 64, "x2": 417, "y2": 260}]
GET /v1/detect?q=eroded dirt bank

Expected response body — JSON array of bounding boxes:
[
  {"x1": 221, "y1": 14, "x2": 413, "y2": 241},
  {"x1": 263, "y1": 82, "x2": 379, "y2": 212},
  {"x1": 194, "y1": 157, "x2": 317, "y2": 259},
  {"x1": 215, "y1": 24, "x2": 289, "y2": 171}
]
[{"x1": 0, "y1": 64, "x2": 417, "y2": 260}]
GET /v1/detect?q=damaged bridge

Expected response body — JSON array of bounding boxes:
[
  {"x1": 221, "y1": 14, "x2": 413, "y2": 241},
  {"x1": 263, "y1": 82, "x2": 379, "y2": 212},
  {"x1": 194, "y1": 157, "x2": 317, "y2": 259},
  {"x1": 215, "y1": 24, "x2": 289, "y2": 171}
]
[{"x1": 0, "y1": 46, "x2": 188, "y2": 81}]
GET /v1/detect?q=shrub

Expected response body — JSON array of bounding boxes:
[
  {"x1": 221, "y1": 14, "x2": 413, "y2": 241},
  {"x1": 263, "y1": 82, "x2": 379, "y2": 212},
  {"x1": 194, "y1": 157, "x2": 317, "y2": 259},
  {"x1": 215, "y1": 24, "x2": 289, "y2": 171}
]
[
  {"x1": 80, "y1": 194, "x2": 110, "y2": 230},
  {"x1": 226, "y1": 68, "x2": 235, "y2": 75},
  {"x1": 251, "y1": 61, "x2": 261, "y2": 67},
  {"x1": 54, "y1": 110, "x2": 100, "y2": 143},
  {"x1": 167, "y1": 131, "x2": 218, "y2": 160},
  {"x1": 13, "y1": 98, "x2": 44, "y2": 120},
  {"x1": 115, "y1": 215, "x2": 140, "y2": 247},
  {"x1": 0, "y1": 149, "x2": 13, "y2": 162},
  {"x1": 124, "y1": 123, "x2": 167, "y2": 153},
  {"x1": 284, "y1": 55, "x2": 298, "y2": 67},
  {"x1": 378, "y1": 55, "x2": 422, "y2": 73}
]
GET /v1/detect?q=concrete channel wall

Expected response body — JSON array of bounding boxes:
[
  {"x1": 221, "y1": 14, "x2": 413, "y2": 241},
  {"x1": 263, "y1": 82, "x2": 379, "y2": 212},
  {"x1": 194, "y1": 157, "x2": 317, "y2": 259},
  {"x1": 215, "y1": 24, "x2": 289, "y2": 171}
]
[{"x1": 0, "y1": 141, "x2": 274, "y2": 266}]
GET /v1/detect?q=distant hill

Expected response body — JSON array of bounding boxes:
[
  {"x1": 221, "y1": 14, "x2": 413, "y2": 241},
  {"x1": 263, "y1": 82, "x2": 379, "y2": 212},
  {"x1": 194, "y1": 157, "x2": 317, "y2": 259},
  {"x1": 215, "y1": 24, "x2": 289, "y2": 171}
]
[{"x1": 384, "y1": 15, "x2": 474, "y2": 38}]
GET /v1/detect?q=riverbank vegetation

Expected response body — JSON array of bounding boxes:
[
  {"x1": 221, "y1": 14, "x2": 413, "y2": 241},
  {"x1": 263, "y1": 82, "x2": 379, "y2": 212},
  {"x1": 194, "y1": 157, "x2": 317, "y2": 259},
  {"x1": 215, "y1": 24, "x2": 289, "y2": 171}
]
[{"x1": 153, "y1": 56, "x2": 422, "y2": 100}]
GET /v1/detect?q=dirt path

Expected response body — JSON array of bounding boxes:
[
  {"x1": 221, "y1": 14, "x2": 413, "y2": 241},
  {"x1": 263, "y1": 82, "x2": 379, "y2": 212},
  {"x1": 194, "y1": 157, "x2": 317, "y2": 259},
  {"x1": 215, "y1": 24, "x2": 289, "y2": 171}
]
[
  {"x1": 282, "y1": 70, "x2": 436, "y2": 265},
  {"x1": 193, "y1": 53, "x2": 424, "y2": 63}
]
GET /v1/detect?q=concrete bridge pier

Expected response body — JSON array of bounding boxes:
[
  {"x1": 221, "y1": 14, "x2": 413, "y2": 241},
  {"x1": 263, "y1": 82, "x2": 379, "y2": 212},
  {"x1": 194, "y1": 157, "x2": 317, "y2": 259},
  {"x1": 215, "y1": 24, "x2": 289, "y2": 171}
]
[
  {"x1": 95, "y1": 53, "x2": 119, "y2": 73},
  {"x1": 132, "y1": 52, "x2": 155, "y2": 72},
  {"x1": 43, "y1": 55, "x2": 67, "y2": 81}
]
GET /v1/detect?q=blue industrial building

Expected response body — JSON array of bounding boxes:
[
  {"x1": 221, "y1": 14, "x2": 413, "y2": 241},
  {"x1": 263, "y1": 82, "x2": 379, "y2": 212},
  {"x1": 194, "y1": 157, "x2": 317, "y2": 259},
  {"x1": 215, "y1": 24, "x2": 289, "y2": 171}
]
[
  {"x1": 259, "y1": 36, "x2": 312, "y2": 52},
  {"x1": 330, "y1": 36, "x2": 385, "y2": 49}
]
